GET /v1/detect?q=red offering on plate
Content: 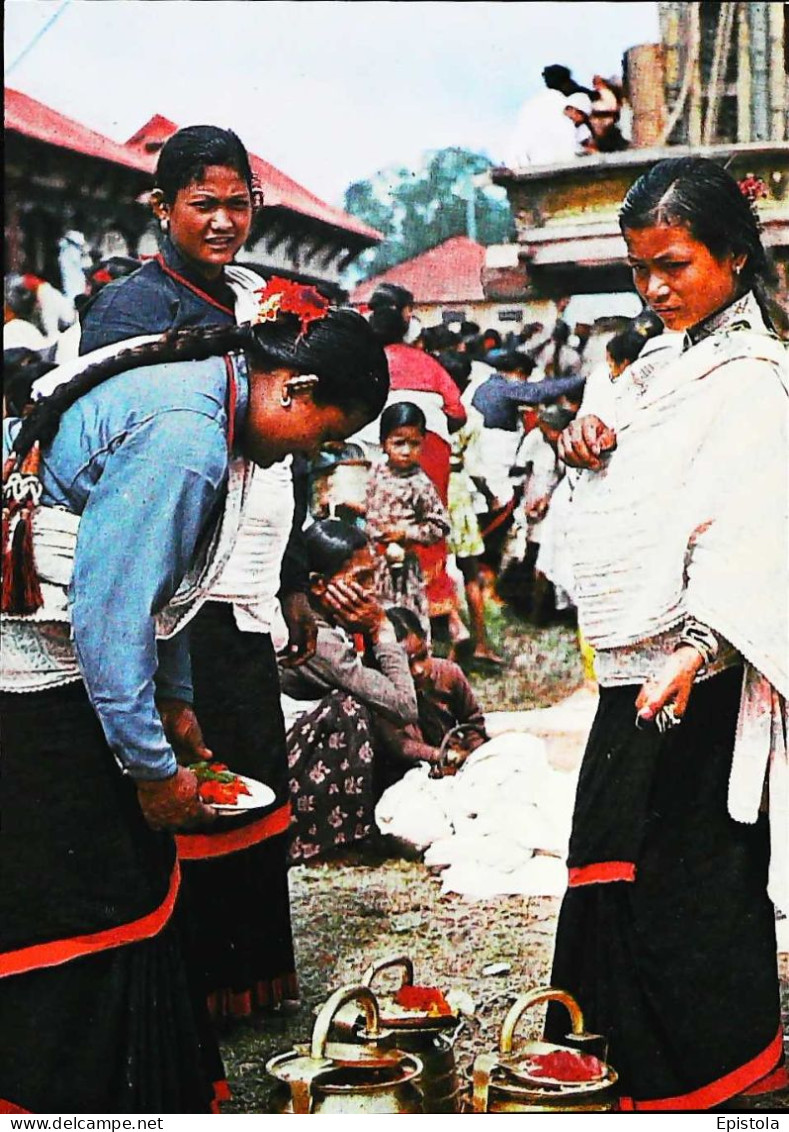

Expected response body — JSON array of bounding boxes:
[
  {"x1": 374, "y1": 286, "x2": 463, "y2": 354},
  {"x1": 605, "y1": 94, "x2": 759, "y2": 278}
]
[
  {"x1": 524, "y1": 1049, "x2": 603, "y2": 1083},
  {"x1": 394, "y1": 985, "x2": 453, "y2": 1016},
  {"x1": 189, "y1": 761, "x2": 252, "y2": 806}
]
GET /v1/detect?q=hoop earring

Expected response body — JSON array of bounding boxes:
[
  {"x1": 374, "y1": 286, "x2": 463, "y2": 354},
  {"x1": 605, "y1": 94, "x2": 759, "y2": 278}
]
[{"x1": 281, "y1": 374, "x2": 320, "y2": 409}]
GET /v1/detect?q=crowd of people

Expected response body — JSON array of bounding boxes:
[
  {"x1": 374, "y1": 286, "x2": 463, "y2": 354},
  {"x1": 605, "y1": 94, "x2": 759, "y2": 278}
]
[{"x1": 1, "y1": 122, "x2": 787, "y2": 1116}]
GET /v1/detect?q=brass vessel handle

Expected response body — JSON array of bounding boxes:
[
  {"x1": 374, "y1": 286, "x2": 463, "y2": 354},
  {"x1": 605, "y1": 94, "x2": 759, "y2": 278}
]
[
  {"x1": 311, "y1": 984, "x2": 381, "y2": 1059},
  {"x1": 499, "y1": 986, "x2": 585, "y2": 1054},
  {"x1": 361, "y1": 954, "x2": 415, "y2": 989},
  {"x1": 471, "y1": 1053, "x2": 499, "y2": 1113}
]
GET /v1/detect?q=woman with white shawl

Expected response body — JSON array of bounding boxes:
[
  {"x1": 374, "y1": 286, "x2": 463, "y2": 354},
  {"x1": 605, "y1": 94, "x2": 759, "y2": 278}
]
[{"x1": 547, "y1": 157, "x2": 788, "y2": 1111}]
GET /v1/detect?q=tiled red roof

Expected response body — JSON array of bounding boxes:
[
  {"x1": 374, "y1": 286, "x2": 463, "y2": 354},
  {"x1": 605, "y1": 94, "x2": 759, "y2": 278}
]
[
  {"x1": 125, "y1": 115, "x2": 382, "y2": 244},
  {"x1": 6, "y1": 91, "x2": 381, "y2": 244},
  {"x1": 351, "y1": 237, "x2": 486, "y2": 305},
  {"x1": 124, "y1": 114, "x2": 180, "y2": 156},
  {"x1": 5, "y1": 88, "x2": 152, "y2": 174}
]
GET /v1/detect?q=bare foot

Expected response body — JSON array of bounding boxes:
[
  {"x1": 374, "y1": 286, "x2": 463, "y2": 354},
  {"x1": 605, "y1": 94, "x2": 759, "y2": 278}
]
[{"x1": 472, "y1": 649, "x2": 505, "y2": 666}]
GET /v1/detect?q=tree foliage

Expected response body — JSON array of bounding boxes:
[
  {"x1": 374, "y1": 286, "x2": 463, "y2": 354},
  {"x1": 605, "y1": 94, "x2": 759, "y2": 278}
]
[{"x1": 343, "y1": 147, "x2": 514, "y2": 283}]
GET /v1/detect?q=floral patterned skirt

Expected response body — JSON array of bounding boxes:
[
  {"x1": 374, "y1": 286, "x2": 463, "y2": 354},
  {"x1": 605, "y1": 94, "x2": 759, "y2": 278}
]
[{"x1": 286, "y1": 691, "x2": 376, "y2": 864}]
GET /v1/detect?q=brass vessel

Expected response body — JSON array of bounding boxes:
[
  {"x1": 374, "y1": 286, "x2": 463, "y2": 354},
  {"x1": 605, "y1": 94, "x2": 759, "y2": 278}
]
[
  {"x1": 266, "y1": 984, "x2": 425, "y2": 1114},
  {"x1": 330, "y1": 955, "x2": 463, "y2": 1113},
  {"x1": 467, "y1": 986, "x2": 618, "y2": 1113}
]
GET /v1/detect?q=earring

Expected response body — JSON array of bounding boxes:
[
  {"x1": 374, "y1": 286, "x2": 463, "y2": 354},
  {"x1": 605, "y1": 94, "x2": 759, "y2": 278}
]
[
  {"x1": 159, "y1": 217, "x2": 169, "y2": 233},
  {"x1": 280, "y1": 374, "x2": 320, "y2": 409},
  {"x1": 734, "y1": 264, "x2": 742, "y2": 275}
]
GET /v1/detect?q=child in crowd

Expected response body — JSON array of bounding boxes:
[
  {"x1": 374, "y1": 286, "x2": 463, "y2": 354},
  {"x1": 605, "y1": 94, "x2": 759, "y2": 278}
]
[
  {"x1": 365, "y1": 402, "x2": 450, "y2": 636},
  {"x1": 376, "y1": 607, "x2": 489, "y2": 787},
  {"x1": 436, "y1": 349, "x2": 503, "y2": 665}
]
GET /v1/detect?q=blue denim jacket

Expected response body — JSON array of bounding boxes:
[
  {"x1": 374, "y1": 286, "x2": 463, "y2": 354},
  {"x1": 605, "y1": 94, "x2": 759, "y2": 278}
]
[{"x1": 5, "y1": 353, "x2": 249, "y2": 780}]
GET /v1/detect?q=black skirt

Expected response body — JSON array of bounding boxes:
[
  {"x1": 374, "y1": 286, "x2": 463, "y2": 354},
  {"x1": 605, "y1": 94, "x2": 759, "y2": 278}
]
[
  {"x1": 0, "y1": 683, "x2": 223, "y2": 1114},
  {"x1": 175, "y1": 603, "x2": 298, "y2": 1017},
  {"x1": 546, "y1": 667, "x2": 785, "y2": 1110}
]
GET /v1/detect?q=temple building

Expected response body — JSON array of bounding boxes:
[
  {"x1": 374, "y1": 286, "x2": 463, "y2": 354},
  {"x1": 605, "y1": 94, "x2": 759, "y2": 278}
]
[
  {"x1": 485, "y1": 1, "x2": 788, "y2": 312},
  {"x1": 4, "y1": 90, "x2": 381, "y2": 298},
  {"x1": 350, "y1": 235, "x2": 556, "y2": 332}
]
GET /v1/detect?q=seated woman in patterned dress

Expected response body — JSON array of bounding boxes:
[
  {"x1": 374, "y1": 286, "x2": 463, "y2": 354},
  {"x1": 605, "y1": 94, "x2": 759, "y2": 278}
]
[{"x1": 279, "y1": 519, "x2": 418, "y2": 863}]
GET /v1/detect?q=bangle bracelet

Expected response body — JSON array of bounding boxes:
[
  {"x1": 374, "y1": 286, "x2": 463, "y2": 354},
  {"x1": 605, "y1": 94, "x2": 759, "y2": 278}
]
[{"x1": 676, "y1": 620, "x2": 720, "y2": 676}]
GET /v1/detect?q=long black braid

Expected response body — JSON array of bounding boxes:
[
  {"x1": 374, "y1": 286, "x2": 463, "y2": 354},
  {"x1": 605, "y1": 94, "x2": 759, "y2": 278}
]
[
  {"x1": 7, "y1": 324, "x2": 255, "y2": 469},
  {"x1": 6, "y1": 307, "x2": 389, "y2": 471}
]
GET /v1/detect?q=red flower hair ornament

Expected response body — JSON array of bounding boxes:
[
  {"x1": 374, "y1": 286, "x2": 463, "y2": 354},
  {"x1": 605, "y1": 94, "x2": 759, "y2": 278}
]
[
  {"x1": 737, "y1": 174, "x2": 768, "y2": 231},
  {"x1": 737, "y1": 174, "x2": 768, "y2": 203},
  {"x1": 253, "y1": 277, "x2": 331, "y2": 338}
]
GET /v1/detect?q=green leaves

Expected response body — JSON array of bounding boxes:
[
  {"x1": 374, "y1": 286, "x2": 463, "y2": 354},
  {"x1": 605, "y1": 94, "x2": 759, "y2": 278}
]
[{"x1": 343, "y1": 148, "x2": 515, "y2": 282}]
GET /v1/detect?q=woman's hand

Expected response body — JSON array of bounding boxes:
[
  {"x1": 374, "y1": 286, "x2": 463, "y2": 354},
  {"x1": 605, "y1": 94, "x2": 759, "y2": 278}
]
[
  {"x1": 635, "y1": 646, "x2": 704, "y2": 729},
  {"x1": 323, "y1": 579, "x2": 387, "y2": 640},
  {"x1": 280, "y1": 591, "x2": 318, "y2": 669},
  {"x1": 156, "y1": 698, "x2": 213, "y2": 765},
  {"x1": 135, "y1": 766, "x2": 217, "y2": 832},
  {"x1": 527, "y1": 495, "x2": 551, "y2": 522},
  {"x1": 558, "y1": 414, "x2": 617, "y2": 470}
]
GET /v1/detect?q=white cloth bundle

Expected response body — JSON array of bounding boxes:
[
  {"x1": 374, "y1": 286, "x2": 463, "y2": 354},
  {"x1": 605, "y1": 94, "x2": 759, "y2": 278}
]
[
  {"x1": 208, "y1": 458, "x2": 295, "y2": 632},
  {"x1": 375, "y1": 732, "x2": 580, "y2": 899}
]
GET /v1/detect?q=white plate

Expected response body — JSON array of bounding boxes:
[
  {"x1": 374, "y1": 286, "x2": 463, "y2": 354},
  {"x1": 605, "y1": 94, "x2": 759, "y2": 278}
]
[{"x1": 206, "y1": 774, "x2": 276, "y2": 815}]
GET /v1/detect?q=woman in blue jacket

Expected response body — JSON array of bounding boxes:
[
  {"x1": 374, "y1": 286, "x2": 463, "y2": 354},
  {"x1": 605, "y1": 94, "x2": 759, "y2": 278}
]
[{"x1": 0, "y1": 303, "x2": 388, "y2": 1113}]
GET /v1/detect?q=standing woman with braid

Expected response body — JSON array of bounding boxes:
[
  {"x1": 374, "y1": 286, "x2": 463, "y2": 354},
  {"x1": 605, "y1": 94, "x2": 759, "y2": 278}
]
[
  {"x1": 0, "y1": 306, "x2": 388, "y2": 1113},
  {"x1": 549, "y1": 157, "x2": 788, "y2": 1110},
  {"x1": 81, "y1": 126, "x2": 312, "y2": 1018}
]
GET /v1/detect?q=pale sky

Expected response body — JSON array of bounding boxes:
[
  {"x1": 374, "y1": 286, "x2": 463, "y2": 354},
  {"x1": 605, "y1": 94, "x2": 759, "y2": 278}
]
[{"x1": 5, "y1": 1, "x2": 660, "y2": 205}]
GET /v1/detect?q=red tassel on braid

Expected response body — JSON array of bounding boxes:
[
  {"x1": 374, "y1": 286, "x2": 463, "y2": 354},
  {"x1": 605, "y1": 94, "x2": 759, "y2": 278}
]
[
  {"x1": 1, "y1": 507, "x2": 13, "y2": 611},
  {"x1": 1, "y1": 443, "x2": 44, "y2": 615}
]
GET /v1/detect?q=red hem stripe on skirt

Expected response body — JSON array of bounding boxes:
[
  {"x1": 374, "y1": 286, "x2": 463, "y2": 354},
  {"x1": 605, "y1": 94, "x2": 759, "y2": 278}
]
[
  {"x1": 617, "y1": 1026, "x2": 785, "y2": 1111},
  {"x1": 741, "y1": 1061, "x2": 789, "y2": 1096},
  {"x1": 568, "y1": 860, "x2": 636, "y2": 887},
  {"x1": 211, "y1": 1078, "x2": 232, "y2": 1112},
  {"x1": 479, "y1": 496, "x2": 515, "y2": 539},
  {"x1": 208, "y1": 972, "x2": 300, "y2": 1020},
  {"x1": 175, "y1": 802, "x2": 291, "y2": 860},
  {"x1": 0, "y1": 862, "x2": 181, "y2": 978}
]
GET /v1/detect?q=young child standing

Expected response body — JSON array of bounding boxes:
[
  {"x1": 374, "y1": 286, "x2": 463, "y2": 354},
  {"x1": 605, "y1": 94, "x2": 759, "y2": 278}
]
[{"x1": 365, "y1": 403, "x2": 450, "y2": 636}]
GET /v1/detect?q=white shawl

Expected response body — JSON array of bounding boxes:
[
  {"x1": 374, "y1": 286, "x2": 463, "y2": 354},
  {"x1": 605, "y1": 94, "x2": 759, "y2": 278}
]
[{"x1": 569, "y1": 305, "x2": 788, "y2": 910}]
